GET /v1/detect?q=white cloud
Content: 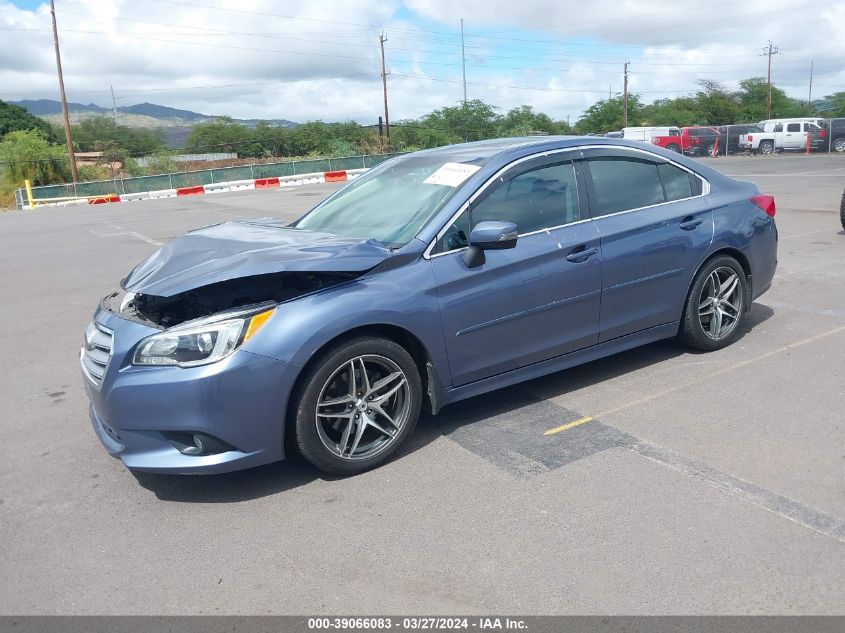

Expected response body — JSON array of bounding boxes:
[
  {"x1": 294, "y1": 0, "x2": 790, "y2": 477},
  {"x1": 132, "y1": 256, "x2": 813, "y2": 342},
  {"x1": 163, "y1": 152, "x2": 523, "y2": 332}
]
[{"x1": 1, "y1": 0, "x2": 843, "y2": 125}]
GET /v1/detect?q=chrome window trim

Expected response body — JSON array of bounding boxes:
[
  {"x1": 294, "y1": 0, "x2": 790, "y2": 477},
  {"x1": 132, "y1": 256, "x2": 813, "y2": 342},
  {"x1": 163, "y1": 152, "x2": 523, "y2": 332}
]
[{"x1": 423, "y1": 144, "x2": 710, "y2": 260}]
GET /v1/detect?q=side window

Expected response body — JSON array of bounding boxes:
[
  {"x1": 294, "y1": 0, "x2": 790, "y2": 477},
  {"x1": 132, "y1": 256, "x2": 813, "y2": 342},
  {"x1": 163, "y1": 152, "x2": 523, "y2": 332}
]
[
  {"x1": 433, "y1": 161, "x2": 581, "y2": 253},
  {"x1": 436, "y1": 210, "x2": 470, "y2": 253},
  {"x1": 787, "y1": 123, "x2": 800, "y2": 132},
  {"x1": 774, "y1": 123, "x2": 783, "y2": 132},
  {"x1": 472, "y1": 162, "x2": 580, "y2": 234},
  {"x1": 587, "y1": 157, "x2": 664, "y2": 215},
  {"x1": 657, "y1": 163, "x2": 693, "y2": 201}
]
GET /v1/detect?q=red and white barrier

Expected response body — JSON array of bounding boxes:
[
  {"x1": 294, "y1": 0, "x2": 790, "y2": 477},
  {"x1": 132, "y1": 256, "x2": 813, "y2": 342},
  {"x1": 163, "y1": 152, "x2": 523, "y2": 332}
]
[{"x1": 27, "y1": 168, "x2": 369, "y2": 208}]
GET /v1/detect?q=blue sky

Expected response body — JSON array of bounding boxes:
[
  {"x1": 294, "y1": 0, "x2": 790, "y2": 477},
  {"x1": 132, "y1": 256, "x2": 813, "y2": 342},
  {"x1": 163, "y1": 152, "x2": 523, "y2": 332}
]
[{"x1": 2, "y1": 0, "x2": 841, "y2": 122}]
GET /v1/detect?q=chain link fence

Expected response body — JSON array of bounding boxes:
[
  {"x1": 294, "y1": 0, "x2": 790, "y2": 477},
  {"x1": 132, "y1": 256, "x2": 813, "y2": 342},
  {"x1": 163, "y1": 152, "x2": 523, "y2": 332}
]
[
  {"x1": 705, "y1": 117, "x2": 845, "y2": 157},
  {"x1": 20, "y1": 152, "x2": 406, "y2": 203}
]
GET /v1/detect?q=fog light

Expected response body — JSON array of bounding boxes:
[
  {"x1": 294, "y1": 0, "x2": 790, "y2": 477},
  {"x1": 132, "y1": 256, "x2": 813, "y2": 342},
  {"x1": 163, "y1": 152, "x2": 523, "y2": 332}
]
[{"x1": 162, "y1": 432, "x2": 234, "y2": 456}]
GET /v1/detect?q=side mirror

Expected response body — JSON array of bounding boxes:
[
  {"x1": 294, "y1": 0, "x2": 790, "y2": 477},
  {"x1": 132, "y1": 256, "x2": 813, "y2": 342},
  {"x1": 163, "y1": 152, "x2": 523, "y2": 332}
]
[{"x1": 463, "y1": 221, "x2": 518, "y2": 268}]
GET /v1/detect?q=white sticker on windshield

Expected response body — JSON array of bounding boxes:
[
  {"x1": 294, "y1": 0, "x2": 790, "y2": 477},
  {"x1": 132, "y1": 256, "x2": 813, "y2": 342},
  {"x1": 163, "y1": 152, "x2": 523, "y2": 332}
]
[{"x1": 423, "y1": 162, "x2": 481, "y2": 187}]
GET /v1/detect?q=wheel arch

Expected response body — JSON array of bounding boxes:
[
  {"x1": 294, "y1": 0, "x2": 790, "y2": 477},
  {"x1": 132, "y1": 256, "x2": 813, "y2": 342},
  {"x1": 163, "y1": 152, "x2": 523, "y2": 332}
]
[
  {"x1": 682, "y1": 247, "x2": 753, "y2": 320},
  {"x1": 284, "y1": 323, "x2": 444, "y2": 446}
]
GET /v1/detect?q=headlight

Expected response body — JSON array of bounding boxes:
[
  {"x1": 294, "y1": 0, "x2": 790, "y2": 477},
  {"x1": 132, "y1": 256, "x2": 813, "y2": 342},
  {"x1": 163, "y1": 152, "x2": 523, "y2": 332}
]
[{"x1": 132, "y1": 306, "x2": 275, "y2": 367}]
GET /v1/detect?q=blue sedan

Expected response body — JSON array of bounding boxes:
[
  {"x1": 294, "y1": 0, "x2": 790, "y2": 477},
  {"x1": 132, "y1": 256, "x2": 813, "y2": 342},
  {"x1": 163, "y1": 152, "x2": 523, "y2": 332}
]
[{"x1": 81, "y1": 137, "x2": 778, "y2": 475}]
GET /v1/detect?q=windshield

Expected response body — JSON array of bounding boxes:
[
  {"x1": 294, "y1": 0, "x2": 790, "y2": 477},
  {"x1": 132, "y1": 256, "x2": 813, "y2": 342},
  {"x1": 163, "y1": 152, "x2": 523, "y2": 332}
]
[{"x1": 295, "y1": 155, "x2": 480, "y2": 247}]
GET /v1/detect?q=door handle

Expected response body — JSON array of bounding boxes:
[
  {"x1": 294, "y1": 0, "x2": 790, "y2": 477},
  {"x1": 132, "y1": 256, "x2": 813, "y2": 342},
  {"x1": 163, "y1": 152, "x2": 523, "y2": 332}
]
[
  {"x1": 680, "y1": 217, "x2": 704, "y2": 231},
  {"x1": 566, "y1": 245, "x2": 598, "y2": 263}
]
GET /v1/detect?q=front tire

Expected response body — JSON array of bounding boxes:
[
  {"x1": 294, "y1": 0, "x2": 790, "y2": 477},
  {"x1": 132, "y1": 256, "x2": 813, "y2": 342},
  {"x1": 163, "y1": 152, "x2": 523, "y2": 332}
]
[
  {"x1": 293, "y1": 337, "x2": 422, "y2": 475},
  {"x1": 840, "y1": 188, "x2": 845, "y2": 231},
  {"x1": 680, "y1": 256, "x2": 747, "y2": 351}
]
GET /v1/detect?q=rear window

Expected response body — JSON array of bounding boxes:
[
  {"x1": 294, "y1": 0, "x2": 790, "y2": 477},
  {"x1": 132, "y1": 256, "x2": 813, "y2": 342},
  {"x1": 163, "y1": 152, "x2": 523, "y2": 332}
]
[{"x1": 657, "y1": 163, "x2": 693, "y2": 201}]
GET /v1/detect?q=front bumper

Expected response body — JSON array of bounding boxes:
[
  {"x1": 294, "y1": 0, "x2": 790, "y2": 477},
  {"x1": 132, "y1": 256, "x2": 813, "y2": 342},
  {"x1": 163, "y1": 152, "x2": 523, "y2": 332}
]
[{"x1": 82, "y1": 306, "x2": 301, "y2": 474}]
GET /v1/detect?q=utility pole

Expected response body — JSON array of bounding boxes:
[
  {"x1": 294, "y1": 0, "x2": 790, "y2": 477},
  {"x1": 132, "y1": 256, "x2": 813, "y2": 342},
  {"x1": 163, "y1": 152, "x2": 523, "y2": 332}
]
[
  {"x1": 460, "y1": 18, "x2": 467, "y2": 105},
  {"x1": 763, "y1": 40, "x2": 780, "y2": 119},
  {"x1": 110, "y1": 84, "x2": 118, "y2": 123},
  {"x1": 379, "y1": 33, "x2": 390, "y2": 147},
  {"x1": 50, "y1": 0, "x2": 77, "y2": 183},
  {"x1": 623, "y1": 62, "x2": 629, "y2": 128},
  {"x1": 807, "y1": 59, "x2": 814, "y2": 107}
]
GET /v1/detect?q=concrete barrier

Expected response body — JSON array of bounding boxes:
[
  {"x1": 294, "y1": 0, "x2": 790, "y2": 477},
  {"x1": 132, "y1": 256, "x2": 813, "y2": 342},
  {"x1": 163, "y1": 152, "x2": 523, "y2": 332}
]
[
  {"x1": 20, "y1": 168, "x2": 367, "y2": 208},
  {"x1": 176, "y1": 185, "x2": 205, "y2": 196}
]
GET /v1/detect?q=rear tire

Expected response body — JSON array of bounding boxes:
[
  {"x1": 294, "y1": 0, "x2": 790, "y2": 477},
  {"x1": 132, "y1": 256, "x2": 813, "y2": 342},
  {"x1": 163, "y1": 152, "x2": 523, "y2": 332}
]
[
  {"x1": 293, "y1": 337, "x2": 422, "y2": 475},
  {"x1": 759, "y1": 140, "x2": 774, "y2": 155},
  {"x1": 704, "y1": 142, "x2": 716, "y2": 157},
  {"x1": 680, "y1": 256, "x2": 747, "y2": 352},
  {"x1": 834, "y1": 137, "x2": 845, "y2": 153},
  {"x1": 667, "y1": 143, "x2": 681, "y2": 153}
]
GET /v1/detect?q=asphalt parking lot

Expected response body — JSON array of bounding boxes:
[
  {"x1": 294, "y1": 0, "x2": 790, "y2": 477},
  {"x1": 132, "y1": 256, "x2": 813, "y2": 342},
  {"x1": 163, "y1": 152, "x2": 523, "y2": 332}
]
[{"x1": 1, "y1": 153, "x2": 844, "y2": 615}]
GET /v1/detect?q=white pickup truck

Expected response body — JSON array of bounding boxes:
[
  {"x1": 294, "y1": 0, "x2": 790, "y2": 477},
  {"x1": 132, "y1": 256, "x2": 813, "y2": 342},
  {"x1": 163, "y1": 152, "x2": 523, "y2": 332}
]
[{"x1": 739, "y1": 120, "x2": 825, "y2": 154}]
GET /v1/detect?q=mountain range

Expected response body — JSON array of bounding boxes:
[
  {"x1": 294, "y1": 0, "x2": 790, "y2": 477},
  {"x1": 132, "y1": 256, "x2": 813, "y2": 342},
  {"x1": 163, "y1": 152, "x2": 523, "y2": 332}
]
[{"x1": 10, "y1": 99, "x2": 298, "y2": 148}]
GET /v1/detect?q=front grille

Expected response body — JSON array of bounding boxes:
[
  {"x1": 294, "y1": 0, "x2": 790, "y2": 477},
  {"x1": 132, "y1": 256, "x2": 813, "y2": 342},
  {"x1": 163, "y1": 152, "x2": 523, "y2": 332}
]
[{"x1": 81, "y1": 322, "x2": 113, "y2": 388}]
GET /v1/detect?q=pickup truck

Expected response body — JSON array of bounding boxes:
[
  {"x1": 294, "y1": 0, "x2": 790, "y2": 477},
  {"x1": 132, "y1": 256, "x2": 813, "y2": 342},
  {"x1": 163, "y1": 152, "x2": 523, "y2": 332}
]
[
  {"x1": 651, "y1": 126, "x2": 721, "y2": 156},
  {"x1": 739, "y1": 120, "x2": 825, "y2": 154}
]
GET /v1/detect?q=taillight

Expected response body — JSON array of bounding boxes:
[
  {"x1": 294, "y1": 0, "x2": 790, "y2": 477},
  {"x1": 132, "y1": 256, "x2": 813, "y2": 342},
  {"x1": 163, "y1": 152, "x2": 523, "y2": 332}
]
[
  {"x1": 751, "y1": 194, "x2": 776, "y2": 217},
  {"x1": 820, "y1": 129, "x2": 827, "y2": 139},
  {"x1": 747, "y1": 134, "x2": 753, "y2": 142},
  {"x1": 652, "y1": 138, "x2": 660, "y2": 145}
]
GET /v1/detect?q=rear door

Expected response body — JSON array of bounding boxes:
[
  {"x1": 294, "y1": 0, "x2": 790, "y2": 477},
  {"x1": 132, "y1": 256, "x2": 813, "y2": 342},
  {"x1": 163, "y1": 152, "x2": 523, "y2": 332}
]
[
  {"x1": 784, "y1": 122, "x2": 803, "y2": 149},
  {"x1": 581, "y1": 148, "x2": 714, "y2": 342},
  {"x1": 430, "y1": 155, "x2": 602, "y2": 386}
]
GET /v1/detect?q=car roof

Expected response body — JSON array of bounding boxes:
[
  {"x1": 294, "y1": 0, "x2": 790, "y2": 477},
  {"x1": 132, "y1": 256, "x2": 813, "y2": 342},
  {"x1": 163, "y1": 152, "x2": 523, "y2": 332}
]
[{"x1": 403, "y1": 135, "x2": 690, "y2": 165}]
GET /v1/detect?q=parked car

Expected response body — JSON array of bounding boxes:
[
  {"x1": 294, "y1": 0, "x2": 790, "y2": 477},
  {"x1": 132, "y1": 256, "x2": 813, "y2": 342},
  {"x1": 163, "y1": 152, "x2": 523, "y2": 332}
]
[
  {"x1": 740, "y1": 120, "x2": 826, "y2": 154},
  {"x1": 81, "y1": 137, "x2": 778, "y2": 476},
  {"x1": 716, "y1": 124, "x2": 759, "y2": 154},
  {"x1": 622, "y1": 126, "x2": 680, "y2": 143},
  {"x1": 820, "y1": 119, "x2": 845, "y2": 153},
  {"x1": 652, "y1": 126, "x2": 721, "y2": 156}
]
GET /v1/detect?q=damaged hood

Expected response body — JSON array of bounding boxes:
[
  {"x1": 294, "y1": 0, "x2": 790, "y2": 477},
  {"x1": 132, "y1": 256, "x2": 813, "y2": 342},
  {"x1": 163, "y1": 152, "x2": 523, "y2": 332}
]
[{"x1": 121, "y1": 219, "x2": 391, "y2": 296}]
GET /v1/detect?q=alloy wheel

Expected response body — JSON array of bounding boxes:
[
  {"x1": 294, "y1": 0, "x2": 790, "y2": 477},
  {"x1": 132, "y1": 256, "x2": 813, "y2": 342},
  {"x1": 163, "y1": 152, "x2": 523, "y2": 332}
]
[
  {"x1": 698, "y1": 266, "x2": 743, "y2": 340},
  {"x1": 834, "y1": 138, "x2": 845, "y2": 153},
  {"x1": 315, "y1": 355, "x2": 411, "y2": 461}
]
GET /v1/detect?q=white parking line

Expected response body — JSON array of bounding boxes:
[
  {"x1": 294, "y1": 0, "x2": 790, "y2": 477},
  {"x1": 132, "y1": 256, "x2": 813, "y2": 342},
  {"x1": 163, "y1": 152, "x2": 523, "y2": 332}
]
[{"x1": 90, "y1": 224, "x2": 163, "y2": 246}]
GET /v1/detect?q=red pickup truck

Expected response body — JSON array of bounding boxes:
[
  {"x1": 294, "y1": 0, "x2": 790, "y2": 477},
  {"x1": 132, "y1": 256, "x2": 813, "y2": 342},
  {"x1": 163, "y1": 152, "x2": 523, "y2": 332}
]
[{"x1": 652, "y1": 126, "x2": 721, "y2": 156}]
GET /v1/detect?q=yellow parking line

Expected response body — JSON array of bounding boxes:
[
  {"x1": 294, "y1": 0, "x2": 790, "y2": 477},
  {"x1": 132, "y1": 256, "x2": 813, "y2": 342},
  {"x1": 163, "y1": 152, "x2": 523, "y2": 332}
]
[{"x1": 543, "y1": 416, "x2": 594, "y2": 436}]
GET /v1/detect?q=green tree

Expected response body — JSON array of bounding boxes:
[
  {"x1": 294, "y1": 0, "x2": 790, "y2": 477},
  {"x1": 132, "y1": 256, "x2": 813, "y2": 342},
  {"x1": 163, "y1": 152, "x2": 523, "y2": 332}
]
[
  {"x1": 185, "y1": 117, "x2": 260, "y2": 155},
  {"x1": 576, "y1": 95, "x2": 644, "y2": 133},
  {"x1": 0, "y1": 100, "x2": 59, "y2": 141},
  {"x1": 72, "y1": 116, "x2": 165, "y2": 156},
  {"x1": 0, "y1": 130, "x2": 70, "y2": 204},
  {"x1": 694, "y1": 80, "x2": 741, "y2": 125},
  {"x1": 497, "y1": 105, "x2": 556, "y2": 136},
  {"x1": 423, "y1": 99, "x2": 501, "y2": 142},
  {"x1": 818, "y1": 92, "x2": 845, "y2": 118},
  {"x1": 737, "y1": 78, "x2": 806, "y2": 121},
  {"x1": 643, "y1": 96, "x2": 704, "y2": 127}
]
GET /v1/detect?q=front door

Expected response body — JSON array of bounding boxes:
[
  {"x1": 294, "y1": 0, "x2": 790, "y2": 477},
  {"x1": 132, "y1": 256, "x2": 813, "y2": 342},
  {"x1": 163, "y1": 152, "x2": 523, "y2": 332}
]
[{"x1": 430, "y1": 157, "x2": 602, "y2": 387}]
